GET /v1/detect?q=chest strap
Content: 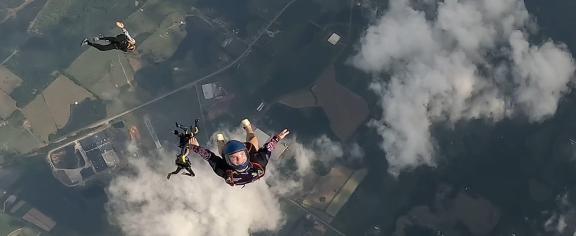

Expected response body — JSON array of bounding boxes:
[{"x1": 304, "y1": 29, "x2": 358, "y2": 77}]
[{"x1": 225, "y1": 162, "x2": 265, "y2": 186}]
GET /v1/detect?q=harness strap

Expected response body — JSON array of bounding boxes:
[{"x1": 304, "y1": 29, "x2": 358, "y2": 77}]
[{"x1": 225, "y1": 162, "x2": 265, "y2": 186}]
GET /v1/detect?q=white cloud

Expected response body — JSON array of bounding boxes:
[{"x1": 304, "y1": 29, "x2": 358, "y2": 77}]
[
  {"x1": 266, "y1": 134, "x2": 346, "y2": 195},
  {"x1": 544, "y1": 193, "x2": 575, "y2": 235},
  {"x1": 105, "y1": 128, "x2": 351, "y2": 236},
  {"x1": 510, "y1": 31, "x2": 575, "y2": 121},
  {"x1": 352, "y1": 0, "x2": 575, "y2": 176},
  {"x1": 349, "y1": 142, "x2": 364, "y2": 161},
  {"x1": 312, "y1": 135, "x2": 344, "y2": 164},
  {"x1": 106, "y1": 157, "x2": 283, "y2": 236}
]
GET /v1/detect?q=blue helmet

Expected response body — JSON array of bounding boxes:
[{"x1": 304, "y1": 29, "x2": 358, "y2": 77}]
[{"x1": 223, "y1": 140, "x2": 250, "y2": 172}]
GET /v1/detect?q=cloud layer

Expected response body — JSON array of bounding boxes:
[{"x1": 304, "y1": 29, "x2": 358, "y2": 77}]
[
  {"x1": 105, "y1": 128, "x2": 349, "y2": 236},
  {"x1": 352, "y1": 0, "x2": 575, "y2": 176}
]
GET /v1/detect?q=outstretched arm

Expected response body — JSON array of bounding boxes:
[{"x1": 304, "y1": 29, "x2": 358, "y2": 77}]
[
  {"x1": 189, "y1": 137, "x2": 230, "y2": 180},
  {"x1": 253, "y1": 129, "x2": 289, "y2": 168},
  {"x1": 263, "y1": 129, "x2": 290, "y2": 153},
  {"x1": 189, "y1": 137, "x2": 217, "y2": 161},
  {"x1": 122, "y1": 28, "x2": 136, "y2": 44},
  {"x1": 116, "y1": 21, "x2": 136, "y2": 44}
]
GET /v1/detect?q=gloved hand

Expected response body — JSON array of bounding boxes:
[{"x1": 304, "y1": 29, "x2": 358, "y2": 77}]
[
  {"x1": 251, "y1": 169, "x2": 264, "y2": 177},
  {"x1": 225, "y1": 177, "x2": 235, "y2": 186},
  {"x1": 225, "y1": 170, "x2": 235, "y2": 186},
  {"x1": 116, "y1": 21, "x2": 125, "y2": 28},
  {"x1": 276, "y1": 129, "x2": 290, "y2": 140}
]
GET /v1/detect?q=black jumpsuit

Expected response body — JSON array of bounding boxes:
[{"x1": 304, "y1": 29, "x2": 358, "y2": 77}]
[
  {"x1": 167, "y1": 154, "x2": 194, "y2": 178},
  {"x1": 88, "y1": 34, "x2": 132, "y2": 52}
]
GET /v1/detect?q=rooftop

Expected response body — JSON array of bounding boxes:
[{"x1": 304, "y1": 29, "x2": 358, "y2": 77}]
[
  {"x1": 86, "y1": 149, "x2": 108, "y2": 173},
  {"x1": 22, "y1": 208, "x2": 56, "y2": 232},
  {"x1": 327, "y1": 33, "x2": 341, "y2": 45},
  {"x1": 201, "y1": 83, "x2": 226, "y2": 100}
]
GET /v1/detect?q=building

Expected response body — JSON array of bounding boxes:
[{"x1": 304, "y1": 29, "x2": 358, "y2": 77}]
[
  {"x1": 80, "y1": 134, "x2": 118, "y2": 173},
  {"x1": 47, "y1": 128, "x2": 122, "y2": 187},
  {"x1": 327, "y1": 33, "x2": 341, "y2": 45},
  {"x1": 22, "y1": 208, "x2": 56, "y2": 232},
  {"x1": 201, "y1": 82, "x2": 226, "y2": 100},
  {"x1": 256, "y1": 102, "x2": 265, "y2": 112},
  {"x1": 2, "y1": 193, "x2": 56, "y2": 232},
  {"x1": 101, "y1": 149, "x2": 120, "y2": 168}
]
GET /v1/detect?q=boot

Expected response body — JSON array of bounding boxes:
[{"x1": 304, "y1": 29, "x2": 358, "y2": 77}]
[
  {"x1": 80, "y1": 38, "x2": 89, "y2": 46},
  {"x1": 216, "y1": 133, "x2": 226, "y2": 156},
  {"x1": 241, "y1": 119, "x2": 253, "y2": 133}
]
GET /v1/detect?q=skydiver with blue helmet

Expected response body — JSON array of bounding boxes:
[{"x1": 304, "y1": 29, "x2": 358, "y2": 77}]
[{"x1": 189, "y1": 119, "x2": 290, "y2": 186}]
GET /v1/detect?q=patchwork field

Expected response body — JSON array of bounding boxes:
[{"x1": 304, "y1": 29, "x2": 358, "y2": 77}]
[
  {"x1": 22, "y1": 94, "x2": 57, "y2": 144},
  {"x1": 279, "y1": 89, "x2": 316, "y2": 109},
  {"x1": 0, "y1": 65, "x2": 22, "y2": 94},
  {"x1": 279, "y1": 66, "x2": 369, "y2": 141},
  {"x1": 0, "y1": 119, "x2": 40, "y2": 154},
  {"x1": 42, "y1": 74, "x2": 94, "y2": 128},
  {"x1": 0, "y1": 90, "x2": 17, "y2": 119},
  {"x1": 65, "y1": 0, "x2": 190, "y2": 103},
  {"x1": 311, "y1": 67, "x2": 369, "y2": 141}
]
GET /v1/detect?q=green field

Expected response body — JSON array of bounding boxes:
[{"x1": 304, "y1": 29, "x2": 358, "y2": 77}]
[
  {"x1": 0, "y1": 214, "x2": 22, "y2": 236},
  {"x1": 0, "y1": 121, "x2": 41, "y2": 154},
  {"x1": 65, "y1": 0, "x2": 191, "y2": 99}
]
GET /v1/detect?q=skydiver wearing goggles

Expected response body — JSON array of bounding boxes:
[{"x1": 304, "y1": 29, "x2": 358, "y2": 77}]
[{"x1": 190, "y1": 119, "x2": 290, "y2": 186}]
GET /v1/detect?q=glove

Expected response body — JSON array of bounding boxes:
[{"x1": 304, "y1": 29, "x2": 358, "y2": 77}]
[
  {"x1": 225, "y1": 177, "x2": 234, "y2": 186},
  {"x1": 225, "y1": 170, "x2": 235, "y2": 186},
  {"x1": 116, "y1": 21, "x2": 125, "y2": 28}
]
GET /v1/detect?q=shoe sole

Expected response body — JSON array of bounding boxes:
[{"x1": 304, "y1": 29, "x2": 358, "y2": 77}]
[
  {"x1": 216, "y1": 133, "x2": 226, "y2": 156},
  {"x1": 241, "y1": 119, "x2": 254, "y2": 133}
]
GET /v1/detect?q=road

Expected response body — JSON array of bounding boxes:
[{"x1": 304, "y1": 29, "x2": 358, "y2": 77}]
[
  {"x1": 41, "y1": 0, "x2": 298, "y2": 151},
  {"x1": 143, "y1": 116, "x2": 162, "y2": 150}
]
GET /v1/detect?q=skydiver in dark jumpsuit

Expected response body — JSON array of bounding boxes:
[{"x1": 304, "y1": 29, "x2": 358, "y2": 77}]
[
  {"x1": 81, "y1": 21, "x2": 136, "y2": 52},
  {"x1": 166, "y1": 123, "x2": 198, "y2": 179},
  {"x1": 166, "y1": 147, "x2": 194, "y2": 179}
]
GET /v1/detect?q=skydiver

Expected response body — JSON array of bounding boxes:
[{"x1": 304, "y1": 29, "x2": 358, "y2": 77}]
[
  {"x1": 81, "y1": 21, "x2": 136, "y2": 52},
  {"x1": 167, "y1": 121, "x2": 199, "y2": 180},
  {"x1": 189, "y1": 119, "x2": 290, "y2": 186},
  {"x1": 166, "y1": 147, "x2": 195, "y2": 179}
]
